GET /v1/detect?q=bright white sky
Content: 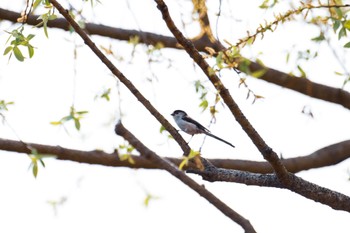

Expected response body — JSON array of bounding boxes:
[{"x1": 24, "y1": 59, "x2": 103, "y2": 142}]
[{"x1": 0, "y1": 1, "x2": 349, "y2": 233}]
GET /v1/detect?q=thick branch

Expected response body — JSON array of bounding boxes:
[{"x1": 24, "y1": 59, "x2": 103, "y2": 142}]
[
  {"x1": 248, "y1": 62, "x2": 350, "y2": 109},
  {"x1": 188, "y1": 161, "x2": 350, "y2": 212},
  {"x1": 0, "y1": 137, "x2": 349, "y2": 173},
  {"x1": 1, "y1": 8, "x2": 350, "y2": 109},
  {"x1": 114, "y1": 122, "x2": 257, "y2": 233}
]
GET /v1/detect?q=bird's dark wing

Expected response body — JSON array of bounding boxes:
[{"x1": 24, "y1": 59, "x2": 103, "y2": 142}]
[{"x1": 183, "y1": 115, "x2": 209, "y2": 133}]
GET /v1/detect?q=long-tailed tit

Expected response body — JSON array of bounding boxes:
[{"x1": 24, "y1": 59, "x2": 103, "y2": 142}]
[{"x1": 171, "y1": 110, "x2": 235, "y2": 148}]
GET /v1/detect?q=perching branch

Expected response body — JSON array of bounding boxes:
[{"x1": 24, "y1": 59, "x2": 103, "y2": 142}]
[
  {"x1": 114, "y1": 121, "x2": 257, "y2": 233},
  {"x1": 1, "y1": 8, "x2": 350, "y2": 109}
]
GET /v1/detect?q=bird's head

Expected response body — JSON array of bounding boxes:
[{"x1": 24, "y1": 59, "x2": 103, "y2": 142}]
[{"x1": 171, "y1": 110, "x2": 187, "y2": 118}]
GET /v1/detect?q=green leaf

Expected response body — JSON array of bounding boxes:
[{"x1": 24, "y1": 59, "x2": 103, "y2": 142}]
[
  {"x1": 179, "y1": 150, "x2": 200, "y2": 170},
  {"x1": 100, "y1": 88, "x2": 111, "y2": 101},
  {"x1": 335, "y1": 8, "x2": 343, "y2": 19},
  {"x1": 74, "y1": 118, "x2": 81, "y2": 130},
  {"x1": 3, "y1": 46, "x2": 13, "y2": 55},
  {"x1": 344, "y1": 20, "x2": 350, "y2": 30},
  {"x1": 216, "y1": 51, "x2": 224, "y2": 69},
  {"x1": 335, "y1": 71, "x2": 344, "y2": 76},
  {"x1": 199, "y1": 100, "x2": 208, "y2": 111},
  {"x1": 297, "y1": 65, "x2": 306, "y2": 78},
  {"x1": 333, "y1": 19, "x2": 341, "y2": 32},
  {"x1": 144, "y1": 194, "x2": 151, "y2": 207},
  {"x1": 159, "y1": 125, "x2": 166, "y2": 133},
  {"x1": 33, "y1": 0, "x2": 42, "y2": 9},
  {"x1": 48, "y1": 14, "x2": 57, "y2": 20},
  {"x1": 285, "y1": 52, "x2": 290, "y2": 63},
  {"x1": 344, "y1": 42, "x2": 350, "y2": 48},
  {"x1": 76, "y1": 110, "x2": 88, "y2": 115},
  {"x1": 251, "y1": 69, "x2": 266, "y2": 78},
  {"x1": 28, "y1": 45, "x2": 34, "y2": 58},
  {"x1": 338, "y1": 27, "x2": 347, "y2": 40},
  {"x1": 311, "y1": 33, "x2": 325, "y2": 42},
  {"x1": 178, "y1": 158, "x2": 188, "y2": 171},
  {"x1": 13, "y1": 46, "x2": 24, "y2": 61},
  {"x1": 27, "y1": 34, "x2": 35, "y2": 41},
  {"x1": 43, "y1": 24, "x2": 49, "y2": 38},
  {"x1": 50, "y1": 121, "x2": 62, "y2": 125},
  {"x1": 39, "y1": 158, "x2": 46, "y2": 167},
  {"x1": 32, "y1": 163, "x2": 38, "y2": 178}
]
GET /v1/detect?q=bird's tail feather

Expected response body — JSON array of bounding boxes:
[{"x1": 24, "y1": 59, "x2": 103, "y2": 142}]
[{"x1": 205, "y1": 132, "x2": 235, "y2": 148}]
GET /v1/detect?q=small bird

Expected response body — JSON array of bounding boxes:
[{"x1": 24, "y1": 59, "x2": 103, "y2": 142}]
[{"x1": 171, "y1": 110, "x2": 235, "y2": 148}]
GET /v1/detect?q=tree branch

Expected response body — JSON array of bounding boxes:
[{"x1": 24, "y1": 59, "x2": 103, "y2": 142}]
[
  {"x1": 0, "y1": 137, "x2": 349, "y2": 173},
  {"x1": 1, "y1": 8, "x2": 350, "y2": 109},
  {"x1": 114, "y1": 121, "x2": 257, "y2": 233},
  {"x1": 187, "y1": 160, "x2": 350, "y2": 212}
]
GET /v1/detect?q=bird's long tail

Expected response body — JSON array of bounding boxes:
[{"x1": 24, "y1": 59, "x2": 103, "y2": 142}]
[{"x1": 205, "y1": 132, "x2": 235, "y2": 148}]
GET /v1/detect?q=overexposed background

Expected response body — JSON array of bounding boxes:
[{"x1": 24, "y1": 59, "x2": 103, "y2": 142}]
[{"x1": 0, "y1": 1, "x2": 349, "y2": 232}]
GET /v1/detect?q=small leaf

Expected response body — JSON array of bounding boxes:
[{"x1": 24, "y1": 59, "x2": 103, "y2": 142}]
[
  {"x1": 207, "y1": 67, "x2": 215, "y2": 76},
  {"x1": 74, "y1": 118, "x2": 81, "y2": 130},
  {"x1": 33, "y1": 0, "x2": 42, "y2": 9},
  {"x1": 50, "y1": 121, "x2": 62, "y2": 125},
  {"x1": 159, "y1": 125, "x2": 166, "y2": 134},
  {"x1": 285, "y1": 52, "x2": 290, "y2": 63},
  {"x1": 39, "y1": 158, "x2": 46, "y2": 167},
  {"x1": 335, "y1": 8, "x2": 343, "y2": 19},
  {"x1": 28, "y1": 45, "x2": 34, "y2": 58},
  {"x1": 338, "y1": 27, "x2": 347, "y2": 40},
  {"x1": 251, "y1": 69, "x2": 266, "y2": 78},
  {"x1": 344, "y1": 41, "x2": 350, "y2": 48},
  {"x1": 178, "y1": 157, "x2": 188, "y2": 171},
  {"x1": 3, "y1": 46, "x2": 13, "y2": 55},
  {"x1": 311, "y1": 33, "x2": 325, "y2": 42},
  {"x1": 48, "y1": 14, "x2": 57, "y2": 20},
  {"x1": 32, "y1": 163, "x2": 38, "y2": 178},
  {"x1": 344, "y1": 20, "x2": 350, "y2": 30},
  {"x1": 335, "y1": 71, "x2": 343, "y2": 76},
  {"x1": 297, "y1": 65, "x2": 306, "y2": 78},
  {"x1": 127, "y1": 156, "x2": 135, "y2": 164},
  {"x1": 144, "y1": 194, "x2": 151, "y2": 207},
  {"x1": 333, "y1": 19, "x2": 341, "y2": 32},
  {"x1": 199, "y1": 100, "x2": 208, "y2": 111},
  {"x1": 27, "y1": 34, "x2": 35, "y2": 41},
  {"x1": 13, "y1": 46, "x2": 24, "y2": 61}
]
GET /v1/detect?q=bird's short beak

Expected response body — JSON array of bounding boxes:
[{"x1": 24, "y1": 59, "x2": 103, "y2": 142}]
[{"x1": 171, "y1": 112, "x2": 174, "y2": 116}]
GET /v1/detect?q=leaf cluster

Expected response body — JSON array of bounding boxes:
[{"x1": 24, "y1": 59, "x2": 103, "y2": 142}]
[
  {"x1": 50, "y1": 106, "x2": 88, "y2": 131},
  {"x1": 3, "y1": 26, "x2": 35, "y2": 62}
]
